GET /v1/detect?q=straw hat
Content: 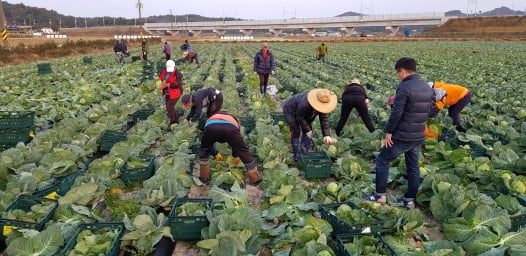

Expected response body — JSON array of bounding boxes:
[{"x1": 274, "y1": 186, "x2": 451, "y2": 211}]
[
  {"x1": 351, "y1": 79, "x2": 361, "y2": 84},
  {"x1": 307, "y1": 89, "x2": 337, "y2": 113}
]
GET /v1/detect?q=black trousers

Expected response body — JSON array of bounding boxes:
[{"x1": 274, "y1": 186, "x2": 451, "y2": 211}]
[
  {"x1": 258, "y1": 73, "x2": 270, "y2": 94},
  {"x1": 199, "y1": 124, "x2": 255, "y2": 169},
  {"x1": 335, "y1": 96, "x2": 375, "y2": 134}
]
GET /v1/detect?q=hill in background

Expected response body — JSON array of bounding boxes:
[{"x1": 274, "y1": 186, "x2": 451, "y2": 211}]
[{"x1": 336, "y1": 6, "x2": 525, "y2": 17}]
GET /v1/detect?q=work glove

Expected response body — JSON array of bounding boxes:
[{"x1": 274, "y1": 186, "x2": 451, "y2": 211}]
[
  {"x1": 253, "y1": 71, "x2": 258, "y2": 76},
  {"x1": 323, "y1": 136, "x2": 335, "y2": 145},
  {"x1": 184, "y1": 119, "x2": 189, "y2": 123},
  {"x1": 231, "y1": 157, "x2": 240, "y2": 165},
  {"x1": 271, "y1": 70, "x2": 276, "y2": 75},
  {"x1": 365, "y1": 99, "x2": 370, "y2": 108},
  {"x1": 305, "y1": 131, "x2": 313, "y2": 140},
  {"x1": 215, "y1": 153, "x2": 223, "y2": 161}
]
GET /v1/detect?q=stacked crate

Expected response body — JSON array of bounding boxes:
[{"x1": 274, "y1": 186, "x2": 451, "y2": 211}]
[{"x1": 0, "y1": 111, "x2": 35, "y2": 151}]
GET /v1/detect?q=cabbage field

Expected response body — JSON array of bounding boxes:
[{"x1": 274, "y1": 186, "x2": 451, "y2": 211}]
[{"x1": 1, "y1": 41, "x2": 526, "y2": 256}]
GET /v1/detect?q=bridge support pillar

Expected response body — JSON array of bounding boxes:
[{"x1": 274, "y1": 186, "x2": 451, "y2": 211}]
[
  {"x1": 269, "y1": 29, "x2": 282, "y2": 36},
  {"x1": 189, "y1": 30, "x2": 202, "y2": 36},
  {"x1": 302, "y1": 28, "x2": 316, "y2": 35},
  {"x1": 340, "y1": 27, "x2": 355, "y2": 34},
  {"x1": 240, "y1": 29, "x2": 253, "y2": 36},
  {"x1": 214, "y1": 29, "x2": 226, "y2": 36},
  {"x1": 386, "y1": 26, "x2": 399, "y2": 36},
  {"x1": 166, "y1": 30, "x2": 179, "y2": 36}
]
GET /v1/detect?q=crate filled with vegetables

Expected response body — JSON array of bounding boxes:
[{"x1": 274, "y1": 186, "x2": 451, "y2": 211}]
[
  {"x1": 120, "y1": 155, "x2": 155, "y2": 184},
  {"x1": 270, "y1": 112, "x2": 287, "y2": 126},
  {"x1": 190, "y1": 135, "x2": 201, "y2": 154},
  {"x1": 301, "y1": 152, "x2": 333, "y2": 179},
  {"x1": 337, "y1": 234, "x2": 397, "y2": 256},
  {"x1": 320, "y1": 202, "x2": 383, "y2": 236},
  {"x1": 60, "y1": 222, "x2": 125, "y2": 256},
  {"x1": 168, "y1": 198, "x2": 213, "y2": 240},
  {"x1": 99, "y1": 130, "x2": 127, "y2": 152},
  {"x1": 33, "y1": 169, "x2": 84, "y2": 198},
  {"x1": 0, "y1": 111, "x2": 35, "y2": 129},
  {"x1": 0, "y1": 195, "x2": 58, "y2": 236},
  {"x1": 129, "y1": 109, "x2": 155, "y2": 124}
]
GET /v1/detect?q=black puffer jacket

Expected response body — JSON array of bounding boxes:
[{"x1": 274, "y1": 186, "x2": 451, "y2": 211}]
[
  {"x1": 387, "y1": 74, "x2": 433, "y2": 141},
  {"x1": 283, "y1": 93, "x2": 331, "y2": 137},
  {"x1": 342, "y1": 83, "x2": 368, "y2": 99},
  {"x1": 253, "y1": 50, "x2": 275, "y2": 74},
  {"x1": 187, "y1": 88, "x2": 220, "y2": 122}
]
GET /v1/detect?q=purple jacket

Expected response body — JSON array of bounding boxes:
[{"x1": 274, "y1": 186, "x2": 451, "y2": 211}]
[
  {"x1": 253, "y1": 50, "x2": 275, "y2": 74},
  {"x1": 163, "y1": 43, "x2": 171, "y2": 54}
]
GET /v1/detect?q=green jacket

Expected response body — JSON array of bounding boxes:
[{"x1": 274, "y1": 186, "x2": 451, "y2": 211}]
[{"x1": 317, "y1": 44, "x2": 328, "y2": 55}]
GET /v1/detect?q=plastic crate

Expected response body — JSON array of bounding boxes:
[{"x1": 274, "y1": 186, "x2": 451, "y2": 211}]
[
  {"x1": 239, "y1": 116, "x2": 255, "y2": 133},
  {"x1": 0, "y1": 142, "x2": 19, "y2": 152},
  {"x1": 190, "y1": 135, "x2": 201, "y2": 154},
  {"x1": 132, "y1": 56, "x2": 141, "y2": 62},
  {"x1": 60, "y1": 222, "x2": 125, "y2": 256},
  {"x1": 236, "y1": 86, "x2": 247, "y2": 96},
  {"x1": 192, "y1": 83, "x2": 204, "y2": 91},
  {"x1": 130, "y1": 109, "x2": 155, "y2": 124},
  {"x1": 0, "y1": 195, "x2": 58, "y2": 237},
  {"x1": 0, "y1": 111, "x2": 35, "y2": 129},
  {"x1": 168, "y1": 198, "x2": 213, "y2": 240},
  {"x1": 99, "y1": 130, "x2": 127, "y2": 152},
  {"x1": 270, "y1": 112, "x2": 287, "y2": 126},
  {"x1": 301, "y1": 152, "x2": 333, "y2": 179},
  {"x1": 337, "y1": 234, "x2": 397, "y2": 256},
  {"x1": 469, "y1": 142, "x2": 487, "y2": 158},
  {"x1": 83, "y1": 57, "x2": 93, "y2": 64},
  {"x1": 0, "y1": 126, "x2": 34, "y2": 143},
  {"x1": 33, "y1": 169, "x2": 84, "y2": 197},
  {"x1": 120, "y1": 155, "x2": 155, "y2": 184},
  {"x1": 37, "y1": 63, "x2": 52, "y2": 74},
  {"x1": 320, "y1": 202, "x2": 384, "y2": 237},
  {"x1": 235, "y1": 74, "x2": 244, "y2": 82},
  {"x1": 235, "y1": 66, "x2": 243, "y2": 73}
]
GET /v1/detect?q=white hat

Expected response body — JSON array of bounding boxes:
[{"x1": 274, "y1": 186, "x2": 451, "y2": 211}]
[
  {"x1": 166, "y1": 60, "x2": 175, "y2": 72},
  {"x1": 428, "y1": 82, "x2": 434, "y2": 87},
  {"x1": 307, "y1": 89, "x2": 338, "y2": 114}
]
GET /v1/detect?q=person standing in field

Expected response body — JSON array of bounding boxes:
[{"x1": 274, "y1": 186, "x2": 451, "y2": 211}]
[
  {"x1": 316, "y1": 41, "x2": 328, "y2": 62},
  {"x1": 335, "y1": 79, "x2": 375, "y2": 136},
  {"x1": 181, "y1": 39, "x2": 192, "y2": 51},
  {"x1": 363, "y1": 57, "x2": 433, "y2": 209},
  {"x1": 141, "y1": 38, "x2": 149, "y2": 61},
  {"x1": 253, "y1": 43, "x2": 276, "y2": 95},
  {"x1": 113, "y1": 39, "x2": 127, "y2": 64},
  {"x1": 159, "y1": 60, "x2": 184, "y2": 130},
  {"x1": 428, "y1": 81, "x2": 471, "y2": 132},
  {"x1": 163, "y1": 41, "x2": 171, "y2": 61}
]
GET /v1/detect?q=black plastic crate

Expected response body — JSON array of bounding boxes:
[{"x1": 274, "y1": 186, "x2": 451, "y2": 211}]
[
  {"x1": 33, "y1": 169, "x2": 84, "y2": 197},
  {"x1": 60, "y1": 222, "x2": 125, "y2": 256},
  {"x1": 0, "y1": 195, "x2": 58, "y2": 237},
  {"x1": 0, "y1": 111, "x2": 35, "y2": 129},
  {"x1": 320, "y1": 202, "x2": 384, "y2": 237},
  {"x1": 168, "y1": 198, "x2": 213, "y2": 240},
  {"x1": 130, "y1": 109, "x2": 155, "y2": 124},
  {"x1": 120, "y1": 155, "x2": 155, "y2": 184},
  {"x1": 301, "y1": 152, "x2": 333, "y2": 179},
  {"x1": 99, "y1": 130, "x2": 127, "y2": 152},
  {"x1": 0, "y1": 126, "x2": 34, "y2": 143},
  {"x1": 239, "y1": 116, "x2": 255, "y2": 133},
  {"x1": 270, "y1": 112, "x2": 287, "y2": 126}
]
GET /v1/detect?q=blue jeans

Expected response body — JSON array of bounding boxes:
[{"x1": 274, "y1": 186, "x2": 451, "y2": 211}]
[{"x1": 375, "y1": 139, "x2": 423, "y2": 200}]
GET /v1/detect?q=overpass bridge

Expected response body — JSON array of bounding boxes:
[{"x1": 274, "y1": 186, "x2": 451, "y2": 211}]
[{"x1": 144, "y1": 13, "x2": 450, "y2": 36}]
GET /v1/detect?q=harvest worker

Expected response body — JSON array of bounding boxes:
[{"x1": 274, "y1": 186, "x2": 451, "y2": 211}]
[
  {"x1": 183, "y1": 50, "x2": 200, "y2": 66},
  {"x1": 283, "y1": 89, "x2": 337, "y2": 162},
  {"x1": 159, "y1": 60, "x2": 184, "y2": 130},
  {"x1": 316, "y1": 41, "x2": 328, "y2": 62},
  {"x1": 198, "y1": 111, "x2": 262, "y2": 186},
  {"x1": 163, "y1": 41, "x2": 171, "y2": 60},
  {"x1": 253, "y1": 43, "x2": 276, "y2": 95},
  {"x1": 363, "y1": 57, "x2": 433, "y2": 209},
  {"x1": 181, "y1": 87, "x2": 223, "y2": 122},
  {"x1": 113, "y1": 39, "x2": 127, "y2": 64},
  {"x1": 428, "y1": 81, "x2": 471, "y2": 132},
  {"x1": 180, "y1": 39, "x2": 192, "y2": 51},
  {"x1": 141, "y1": 38, "x2": 149, "y2": 61},
  {"x1": 335, "y1": 79, "x2": 375, "y2": 136}
]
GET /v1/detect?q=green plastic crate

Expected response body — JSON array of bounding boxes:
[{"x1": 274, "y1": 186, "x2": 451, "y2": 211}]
[
  {"x1": 190, "y1": 135, "x2": 201, "y2": 154},
  {"x1": 60, "y1": 222, "x2": 125, "y2": 256},
  {"x1": 235, "y1": 66, "x2": 243, "y2": 73},
  {"x1": 99, "y1": 130, "x2": 127, "y2": 152},
  {"x1": 469, "y1": 142, "x2": 487, "y2": 158},
  {"x1": 270, "y1": 112, "x2": 287, "y2": 126},
  {"x1": 130, "y1": 109, "x2": 155, "y2": 124},
  {"x1": 168, "y1": 198, "x2": 213, "y2": 240},
  {"x1": 132, "y1": 56, "x2": 141, "y2": 62},
  {"x1": 37, "y1": 63, "x2": 52, "y2": 74},
  {"x1": 120, "y1": 155, "x2": 155, "y2": 184},
  {"x1": 239, "y1": 116, "x2": 255, "y2": 133},
  {"x1": 0, "y1": 142, "x2": 19, "y2": 152},
  {"x1": 0, "y1": 126, "x2": 34, "y2": 143},
  {"x1": 337, "y1": 234, "x2": 397, "y2": 256},
  {"x1": 301, "y1": 152, "x2": 333, "y2": 179},
  {"x1": 0, "y1": 195, "x2": 58, "y2": 237},
  {"x1": 320, "y1": 202, "x2": 384, "y2": 237},
  {"x1": 235, "y1": 74, "x2": 244, "y2": 82},
  {"x1": 83, "y1": 57, "x2": 93, "y2": 64},
  {"x1": 33, "y1": 169, "x2": 84, "y2": 197},
  {"x1": 0, "y1": 111, "x2": 35, "y2": 129},
  {"x1": 236, "y1": 86, "x2": 247, "y2": 96}
]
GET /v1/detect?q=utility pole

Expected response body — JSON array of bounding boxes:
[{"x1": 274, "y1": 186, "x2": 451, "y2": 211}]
[
  {"x1": 170, "y1": 9, "x2": 174, "y2": 30},
  {"x1": 0, "y1": 0, "x2": 7, "y2": 47},
  {"x1": 75, "y1": 17, "x2": 77, "y2": 28},
  {"x1": 136, "y1": 0, "x2": 143, "y2": 36}
]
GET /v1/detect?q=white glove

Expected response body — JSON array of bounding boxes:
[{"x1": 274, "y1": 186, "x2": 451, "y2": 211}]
[
  {"x1": 305, "y1": 131, "x2": 313, "y2": 139},
  {"x1": 271, "y1": 70, "x2": 276, "y2": 75},
  {"x1": 253, "y1": 71, "x2": 258, "y2": 76},
  {"x1": 323, "y1": 136, "x2": 335, "y2": 145},
  {"x1": 365, "y1": 99, "x2": 370, "y2": 104}
]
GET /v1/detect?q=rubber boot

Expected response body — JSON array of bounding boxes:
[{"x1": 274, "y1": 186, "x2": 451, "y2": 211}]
[
  {"x1": 246, "y1": 167, "x2": 262, "y2": 185},
  {"x1": 199, "y1": 160, "x2": 210, "y2": 184},
  {"x1": 300, "y1": 136, "x2": 311, "y2": 154},
  {"x1": 291, "y1": 138, "x2": 300, "y2": 162}
]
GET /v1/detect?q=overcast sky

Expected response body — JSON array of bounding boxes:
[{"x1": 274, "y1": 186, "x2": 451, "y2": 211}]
[{"x1": 6, "y1": 0, "x2": 526, "y2": 20}]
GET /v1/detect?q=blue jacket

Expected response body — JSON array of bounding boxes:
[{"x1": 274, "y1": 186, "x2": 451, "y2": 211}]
[
  {"x1": 387, "y1": 74, "x2": 433, "y2": 141},
  {"x1": 283, "y1": 93, "x2": 331, "y2": 137},
  {"x1": 253, "y1": 50, "x2": 275, "y2": 74}
]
